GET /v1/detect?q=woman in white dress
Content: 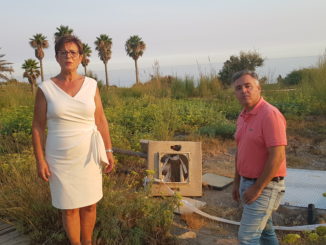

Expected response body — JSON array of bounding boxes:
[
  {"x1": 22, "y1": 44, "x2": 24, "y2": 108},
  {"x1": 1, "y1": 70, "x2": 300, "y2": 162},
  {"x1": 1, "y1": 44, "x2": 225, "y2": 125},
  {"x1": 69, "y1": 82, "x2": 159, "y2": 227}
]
[{"x1": 32, "y1": 35, "x2": 115, "y2": 245}]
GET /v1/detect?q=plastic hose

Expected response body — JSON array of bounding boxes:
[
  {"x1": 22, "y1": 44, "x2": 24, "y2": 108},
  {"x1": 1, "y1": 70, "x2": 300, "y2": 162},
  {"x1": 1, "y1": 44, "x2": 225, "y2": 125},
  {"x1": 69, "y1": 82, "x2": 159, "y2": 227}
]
[{"x1": 151, "y1": 178, "x2": 326, "y2": 232}]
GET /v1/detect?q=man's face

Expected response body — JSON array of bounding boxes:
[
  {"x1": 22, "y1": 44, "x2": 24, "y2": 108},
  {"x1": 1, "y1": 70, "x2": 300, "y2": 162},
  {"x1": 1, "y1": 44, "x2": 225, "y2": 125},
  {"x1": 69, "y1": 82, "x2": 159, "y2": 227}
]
[{"x1": 233, "y1": 74, "x2": 261, "y2": 110}]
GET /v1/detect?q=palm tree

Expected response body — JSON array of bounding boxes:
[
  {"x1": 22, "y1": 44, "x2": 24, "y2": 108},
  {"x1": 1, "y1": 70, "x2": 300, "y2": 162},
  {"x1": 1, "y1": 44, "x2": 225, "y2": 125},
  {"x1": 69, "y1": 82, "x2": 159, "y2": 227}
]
[
  {"x1": 0, "y1": 48, "x2": 14, "y2": 81},
  {"x1": 125, "y1": 35, "x2": 146, "y2": 85},
  {"x1": 22, "y1": 59, "x2": 40, "y2": 95},
  {"x1": 94, "y1": 34, "x2": 112, "y2": 87},
  {"x1": 29, "y1": 33, "x2": 49, "y2": 81},
  {"x1": 54, "y1": 25, "x2": 74, "y2": 43},
  {"x1": 81, "y1": 43, "x2": 92, "y2": 75}
]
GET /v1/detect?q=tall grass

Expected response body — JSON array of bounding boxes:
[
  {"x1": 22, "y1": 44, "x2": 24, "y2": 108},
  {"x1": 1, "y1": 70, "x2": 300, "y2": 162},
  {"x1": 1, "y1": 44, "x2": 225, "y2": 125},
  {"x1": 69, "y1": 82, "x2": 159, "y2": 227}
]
[
  {"x1": 0, "y1": 152, "x2": 64, "y2": 243},
  {"x1": 264, "y1": 53, "x2": 326, "y2": 117},
  {"x1": 300, "y1": 54, "x2": 326, "y2": 114},
  {"x1": 0, "y1": 80, "x2": 33, "y2": 108},
  {"x1": 0, "y1": 151, "x2": 178, "y2": 244}
]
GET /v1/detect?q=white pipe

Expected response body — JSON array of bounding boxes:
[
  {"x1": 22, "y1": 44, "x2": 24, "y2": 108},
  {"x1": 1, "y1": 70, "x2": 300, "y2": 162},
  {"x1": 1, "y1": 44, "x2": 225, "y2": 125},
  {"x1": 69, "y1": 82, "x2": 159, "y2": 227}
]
[{"x1": 152, "y1": 178, "x2": 326, "y2": 232}]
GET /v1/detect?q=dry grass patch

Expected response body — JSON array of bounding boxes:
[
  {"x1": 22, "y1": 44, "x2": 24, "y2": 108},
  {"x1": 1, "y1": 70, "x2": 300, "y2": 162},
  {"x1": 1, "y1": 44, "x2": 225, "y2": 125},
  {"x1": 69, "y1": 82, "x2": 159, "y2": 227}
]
[{"x1": 201, "y1": 138, "x2": 235, "y2": 157}]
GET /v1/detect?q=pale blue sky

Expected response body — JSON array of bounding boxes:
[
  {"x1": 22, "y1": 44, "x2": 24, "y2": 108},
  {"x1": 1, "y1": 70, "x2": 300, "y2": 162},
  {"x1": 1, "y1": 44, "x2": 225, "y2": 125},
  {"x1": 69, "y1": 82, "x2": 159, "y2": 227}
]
[{"x1": 1, "y1": 0, "x2": 326, "y2": 85}]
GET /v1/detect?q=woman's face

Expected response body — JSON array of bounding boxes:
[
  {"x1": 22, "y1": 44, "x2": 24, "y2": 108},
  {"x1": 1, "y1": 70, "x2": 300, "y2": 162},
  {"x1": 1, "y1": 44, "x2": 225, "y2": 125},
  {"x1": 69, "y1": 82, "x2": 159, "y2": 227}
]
[{"x1": 56, "y1": 42, "x2": 82, "y2": 73}]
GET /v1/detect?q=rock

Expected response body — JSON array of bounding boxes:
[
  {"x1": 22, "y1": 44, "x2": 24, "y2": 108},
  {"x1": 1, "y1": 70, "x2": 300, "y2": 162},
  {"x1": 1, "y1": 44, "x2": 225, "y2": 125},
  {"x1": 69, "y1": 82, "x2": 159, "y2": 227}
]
[{"x1": 177, "y1": 231, "x2": 197, "y2": 239}]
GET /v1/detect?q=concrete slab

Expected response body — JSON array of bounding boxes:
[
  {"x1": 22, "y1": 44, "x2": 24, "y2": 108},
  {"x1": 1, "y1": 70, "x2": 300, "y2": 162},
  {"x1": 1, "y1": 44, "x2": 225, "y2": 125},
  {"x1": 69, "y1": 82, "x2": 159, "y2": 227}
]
[
  {"x1": 281, "y1": 168, "x2": 326, "y2": 209},
  {"x1": 202, "y1": 173, "x2": 233, "y2": 190},
  {"x1": 175, "y1": 197, "x2": 206, "y2": 215}
]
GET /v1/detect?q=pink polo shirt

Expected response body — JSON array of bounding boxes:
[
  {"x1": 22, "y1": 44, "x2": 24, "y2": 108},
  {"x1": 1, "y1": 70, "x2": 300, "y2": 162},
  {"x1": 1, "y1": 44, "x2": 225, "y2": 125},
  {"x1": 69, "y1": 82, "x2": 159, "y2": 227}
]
[{"x1": 235, "y1": 98, "x2": 287, "y2": 178}]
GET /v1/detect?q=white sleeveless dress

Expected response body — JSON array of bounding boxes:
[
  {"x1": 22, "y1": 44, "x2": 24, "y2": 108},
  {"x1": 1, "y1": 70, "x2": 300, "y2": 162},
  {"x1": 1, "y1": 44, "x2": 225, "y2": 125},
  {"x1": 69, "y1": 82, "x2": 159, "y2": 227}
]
[{"x1": 39, "y1": 77, "x2": 108, "y2": 209}]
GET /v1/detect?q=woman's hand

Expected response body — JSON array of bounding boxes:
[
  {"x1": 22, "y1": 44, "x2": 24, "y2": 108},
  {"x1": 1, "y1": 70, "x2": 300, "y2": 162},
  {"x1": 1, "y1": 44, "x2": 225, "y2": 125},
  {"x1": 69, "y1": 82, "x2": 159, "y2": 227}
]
[
  {"x1": 37, "y1": 161, "x2": 51, "y2": 182},
  {"x1": 104, "y1": 152, "x2": 115, "y2": 174}
]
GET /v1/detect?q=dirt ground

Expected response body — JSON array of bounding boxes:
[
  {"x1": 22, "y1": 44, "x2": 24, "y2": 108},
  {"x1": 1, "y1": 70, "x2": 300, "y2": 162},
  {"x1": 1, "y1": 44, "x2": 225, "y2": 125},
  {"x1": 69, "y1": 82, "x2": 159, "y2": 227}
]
[{"x1": 173, "y1": 129, "x2": 326, "y2": 244}]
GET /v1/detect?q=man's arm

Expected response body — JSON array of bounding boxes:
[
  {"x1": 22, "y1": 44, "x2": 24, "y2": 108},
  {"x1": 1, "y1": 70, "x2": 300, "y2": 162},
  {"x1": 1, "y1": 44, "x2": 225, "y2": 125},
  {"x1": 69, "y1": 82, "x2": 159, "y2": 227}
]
[
  {"x1": 232, "y1": 150, "x2": 241, "y2": 202},
  {"x1": 242, "y1": 145, "x2": 285, "y2": 204}
]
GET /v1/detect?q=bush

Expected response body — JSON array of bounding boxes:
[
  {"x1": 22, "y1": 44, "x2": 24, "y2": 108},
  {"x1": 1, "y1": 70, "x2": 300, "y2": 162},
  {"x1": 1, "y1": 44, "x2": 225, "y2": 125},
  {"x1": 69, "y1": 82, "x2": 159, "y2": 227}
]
[
  {"x1": 282, "y1": 68, "x2": 315, "y2": 86},
  {"x1": 282, "y1": 234, "x2": 301, "y2": 244},
  {"x1": 316, "y1": 226, "x2": 326, "y2": 236},
  {"x1": 198, "y1": 122, "x2": 236, "y2": 139},
  {"x1": 0, "y1": 106, "x2": 33, "y2": 153},
  {"x1": 218, "y1": 50, "x2": 264, "y2": 87}
]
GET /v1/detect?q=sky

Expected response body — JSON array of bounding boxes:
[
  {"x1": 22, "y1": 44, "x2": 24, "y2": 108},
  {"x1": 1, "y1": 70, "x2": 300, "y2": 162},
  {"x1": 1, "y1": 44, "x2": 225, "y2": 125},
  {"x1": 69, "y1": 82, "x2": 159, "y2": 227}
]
[{"x1": 1, "y1": 0, "x2": 326, "y2": 86}]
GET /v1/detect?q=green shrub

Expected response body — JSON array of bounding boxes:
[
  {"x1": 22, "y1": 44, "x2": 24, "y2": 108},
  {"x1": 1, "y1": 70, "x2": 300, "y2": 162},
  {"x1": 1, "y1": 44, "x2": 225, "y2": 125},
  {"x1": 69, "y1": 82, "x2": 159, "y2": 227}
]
[
  {"x1": 95, "y1": 176, "x2": 178, "y2": 245},
  {"x1": 0, "y1": 106, "x2": 33, "y2": 135},
  {"x1": 199, "y1": 122, "x2": 236, "y2": 139},
  {"x1": 282, "y1": 68, "x2": 315, "y2": 86},
  {"x1": 0, "y1": 106, "x2": 33, "y2": 153},
  {"x1": 282, "y1": 233, "x2": 301, "y2": 244},
  {"x1": 308, "y1": 232, "x2": 319, "y2": 242},
  {"x1": 316, "y1": 226, "x2": 326, "y2": 236}
]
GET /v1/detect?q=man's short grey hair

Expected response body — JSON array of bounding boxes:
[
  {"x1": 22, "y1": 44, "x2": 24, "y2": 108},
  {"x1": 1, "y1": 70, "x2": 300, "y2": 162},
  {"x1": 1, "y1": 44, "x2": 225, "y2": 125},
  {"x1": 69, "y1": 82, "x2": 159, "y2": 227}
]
[{"x1": 231, "y1": 70, "x2": 259, "y2": 85}]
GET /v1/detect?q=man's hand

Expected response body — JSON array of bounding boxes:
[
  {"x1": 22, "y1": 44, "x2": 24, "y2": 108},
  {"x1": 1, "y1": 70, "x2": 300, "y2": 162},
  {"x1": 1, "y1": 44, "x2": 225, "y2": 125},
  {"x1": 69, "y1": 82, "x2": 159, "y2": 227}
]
[
  {"x1": 242, "y1": 184, "x2": 262, "y2": 204},
  {"x1": 37, "y1": 161, "x2": 51, "y2": 182},
  {"x1": 232, "y1": 182, "x2": 240, "y2": 202}
]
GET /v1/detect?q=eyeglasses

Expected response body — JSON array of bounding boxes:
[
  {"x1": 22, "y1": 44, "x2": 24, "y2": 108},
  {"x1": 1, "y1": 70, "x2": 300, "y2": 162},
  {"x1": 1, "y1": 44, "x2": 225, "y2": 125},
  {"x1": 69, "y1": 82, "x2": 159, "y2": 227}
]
[{"x1": 57, "y1": 50, "x2": 80, "y2": 58}]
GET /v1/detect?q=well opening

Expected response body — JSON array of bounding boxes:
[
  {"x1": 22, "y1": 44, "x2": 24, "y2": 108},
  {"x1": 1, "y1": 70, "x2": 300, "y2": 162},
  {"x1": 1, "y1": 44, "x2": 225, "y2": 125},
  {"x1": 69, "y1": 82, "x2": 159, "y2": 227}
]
[{"x1": 159, "y1": 153, "x2": 190, "y2": 183}]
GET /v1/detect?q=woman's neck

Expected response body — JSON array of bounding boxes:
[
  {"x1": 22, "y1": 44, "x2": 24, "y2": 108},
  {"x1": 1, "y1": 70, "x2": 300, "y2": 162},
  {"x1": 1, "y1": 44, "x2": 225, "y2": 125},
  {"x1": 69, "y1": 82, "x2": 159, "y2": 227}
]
[{"x1": 57, "y1": 71, "x2": 81, "y2": 82}]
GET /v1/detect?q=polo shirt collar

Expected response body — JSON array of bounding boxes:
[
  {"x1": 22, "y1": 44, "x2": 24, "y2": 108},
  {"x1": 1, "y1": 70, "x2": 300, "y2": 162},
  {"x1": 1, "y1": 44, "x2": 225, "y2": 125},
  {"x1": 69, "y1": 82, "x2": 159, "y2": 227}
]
[{"x1": 240, "y1": 97, "x2": 265, "y2": 117}]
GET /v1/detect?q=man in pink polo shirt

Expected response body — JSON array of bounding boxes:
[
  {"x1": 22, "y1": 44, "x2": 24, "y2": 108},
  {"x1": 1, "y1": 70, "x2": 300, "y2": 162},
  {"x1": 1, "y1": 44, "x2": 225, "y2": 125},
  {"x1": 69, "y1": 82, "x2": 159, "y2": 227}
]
[{"x1": 231, "y1": 70, "x2": 287, "y2": 245}]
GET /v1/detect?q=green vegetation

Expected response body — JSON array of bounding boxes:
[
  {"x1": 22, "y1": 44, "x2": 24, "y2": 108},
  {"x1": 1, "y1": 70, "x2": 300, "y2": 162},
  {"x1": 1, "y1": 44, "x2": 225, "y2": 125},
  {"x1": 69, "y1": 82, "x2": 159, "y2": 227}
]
[
  {"x1": 282, "y1": 230, "x2": 326, "y2": 245},
  {"x1": 29, "y1": 33, "x2": 49, "y2": 81},
  {"x1": 0, "y1": 73, "x2": 232, "y2": 244},
  {"x1": 218, "y1": 50, "x2": 264, "y2": 87},
  {"x1": 264, "y1": 57, "x2": 326, "y2": 117},
  {"x1": 282, "y1": 233, "x2": 301, "y2": 244},
  {"x1": 0, "y1": 48, "x2": 14, "y2": 81},
  {"x1": 95, "y1": 34, "x2": 113, "y2": 87},
  {"x1": 81, "y1": 43, "x2": 92, "y2": 75},
  {"x1": 21, "y1": 59, "x2": 40, "y2": 94},
  {"x1": 278, "y1": 68, "x2": 316, "y2": 86},
  {"x1": 0, "y1": 152, "x2": 178, "y2": 244},
  {"x1": 54, "y1": 25, "x2": 74, "y2": 43},
  {"x1": 125, "y1": 35, "x2": 146, "y2": 84}
]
